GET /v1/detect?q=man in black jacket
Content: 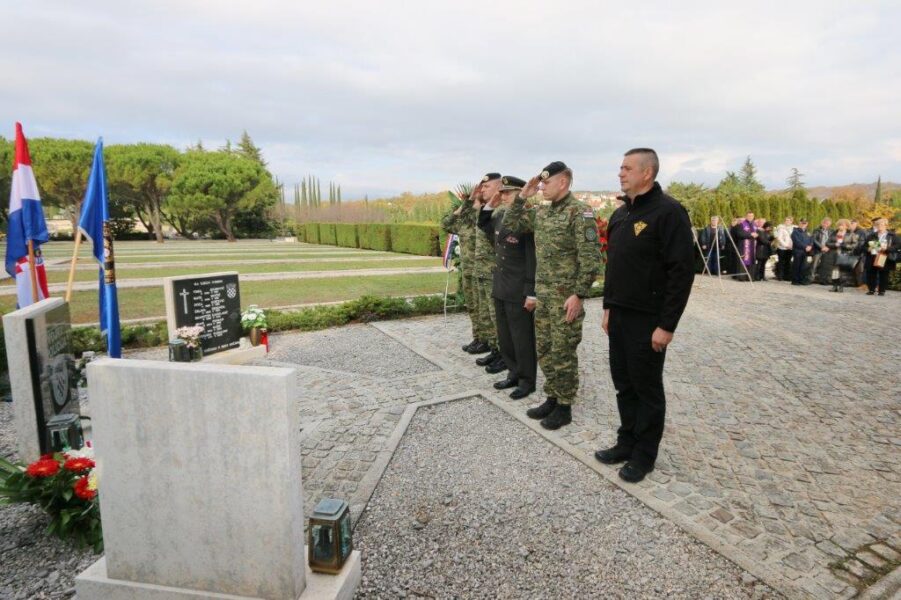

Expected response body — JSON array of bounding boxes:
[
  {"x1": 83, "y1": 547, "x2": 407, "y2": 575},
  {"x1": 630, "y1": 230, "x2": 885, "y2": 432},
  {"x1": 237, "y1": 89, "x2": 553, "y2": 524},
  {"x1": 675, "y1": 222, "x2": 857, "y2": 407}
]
[
  {"x1": 595, "y1": 148, "x2": 695, "y2": 483},
  {"x1": 479, "y1": 176, "x2": 537, "y2": 398}
]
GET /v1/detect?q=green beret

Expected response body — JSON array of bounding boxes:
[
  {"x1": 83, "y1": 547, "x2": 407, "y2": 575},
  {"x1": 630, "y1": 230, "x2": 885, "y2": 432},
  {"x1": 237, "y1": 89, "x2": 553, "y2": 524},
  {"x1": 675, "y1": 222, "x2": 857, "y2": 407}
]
[{"x1": 539, "y1": 161, "x2": 567, "y2": 181}]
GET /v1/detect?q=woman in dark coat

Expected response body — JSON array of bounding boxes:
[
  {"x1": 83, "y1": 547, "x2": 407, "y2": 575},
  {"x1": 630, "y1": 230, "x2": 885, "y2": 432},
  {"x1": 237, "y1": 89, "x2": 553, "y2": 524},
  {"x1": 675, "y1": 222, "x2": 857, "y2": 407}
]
[
  {"x1": 863, "y1": 218, "x2": 899, "y2": 296},
  {"x1": 825, "y1": 219, "x2": 859, "y2": 292},
  {"x1": 754, "y1": 221, "x2": 774, "y2": 281}
]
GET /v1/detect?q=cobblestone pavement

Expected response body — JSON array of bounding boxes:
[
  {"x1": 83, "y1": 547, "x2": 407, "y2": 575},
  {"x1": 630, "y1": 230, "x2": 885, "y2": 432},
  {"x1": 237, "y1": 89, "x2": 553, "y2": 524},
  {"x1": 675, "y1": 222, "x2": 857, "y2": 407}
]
[{"x1": 259, "y1": 279, "x2": 900, "y2": 599}]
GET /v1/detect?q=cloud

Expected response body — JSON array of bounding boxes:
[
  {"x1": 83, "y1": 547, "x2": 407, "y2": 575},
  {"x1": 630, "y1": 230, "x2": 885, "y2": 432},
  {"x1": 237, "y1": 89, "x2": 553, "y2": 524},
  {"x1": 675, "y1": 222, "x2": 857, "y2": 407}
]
[{"x1": 2, "y1": 0, "x2": 899, "y2": 197}]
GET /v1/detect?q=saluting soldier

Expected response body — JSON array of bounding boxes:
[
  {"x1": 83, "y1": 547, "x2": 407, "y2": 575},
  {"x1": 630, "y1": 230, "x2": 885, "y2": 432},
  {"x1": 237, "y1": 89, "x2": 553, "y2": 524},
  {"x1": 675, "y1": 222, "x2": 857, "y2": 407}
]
[
  {"x1": 472, "y1": 173, "x2": 506, "y2": 373},
  {"x1": 478, "y1": 176, "x2": 537, "y2": 399},
  {"x1": 595, "y1": 148, "x2": 695, "y2": 483},
  {"x1": 504, "y1": 161, "x2": 601, "y2": 430},
  {"x1": 441, "y1": 182, "x2": 487, "y2": 354}
]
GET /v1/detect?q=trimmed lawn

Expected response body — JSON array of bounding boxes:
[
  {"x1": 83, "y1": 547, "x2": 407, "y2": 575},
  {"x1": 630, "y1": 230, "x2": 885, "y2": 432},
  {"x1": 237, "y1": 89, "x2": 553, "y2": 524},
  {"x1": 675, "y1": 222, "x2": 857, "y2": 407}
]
[{"x1": 0, "y1": 272, "x2": 456, "y2": 324}]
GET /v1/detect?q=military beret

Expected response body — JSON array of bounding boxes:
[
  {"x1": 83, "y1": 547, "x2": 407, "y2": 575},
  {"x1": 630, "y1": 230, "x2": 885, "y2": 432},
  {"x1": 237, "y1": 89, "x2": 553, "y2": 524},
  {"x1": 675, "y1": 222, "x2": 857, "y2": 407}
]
[
  {"x1": 539, "y1": 161, "x2": 568, "y2": 181},
  {"x1": 500, "y1": 175, "x2": 526, "y2": 191},
  {"x1": 481, "y1": 172, "x2": 501, "y2": 183}
]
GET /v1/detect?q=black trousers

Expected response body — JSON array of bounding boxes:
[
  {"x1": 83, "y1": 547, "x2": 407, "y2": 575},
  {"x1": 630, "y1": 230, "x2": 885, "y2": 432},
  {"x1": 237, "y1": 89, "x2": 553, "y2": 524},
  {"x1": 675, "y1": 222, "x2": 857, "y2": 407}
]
[
  {"x1": 754, "y1": 257, "x2": 768, "y2": 281},
  {"x1": 493, "y1": 297, "x2": 537, "y2": 390},
  {"x1": 608, "y1": 307, "x2": 666, "y2": 468},
  {"x1": 866, "y1": 266, "x2": 890, "y2": 292},
  {"x1": 792, "y1": 252, "x2": 809, "y2": 284},
  {"x1": 776, "y1": 249, "x2": 792, "y2": 280}
]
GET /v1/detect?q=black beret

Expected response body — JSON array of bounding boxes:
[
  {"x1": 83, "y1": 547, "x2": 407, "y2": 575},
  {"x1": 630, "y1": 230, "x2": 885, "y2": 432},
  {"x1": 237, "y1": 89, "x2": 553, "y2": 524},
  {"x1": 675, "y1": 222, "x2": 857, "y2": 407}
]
[
  {"x1": 481, "y1": 172, "x2": 501, "y2": 183},
  {"x1": 539, "y1": 161, "x2": 568, "y2": 181},
  {"x1": 500, "y1": 175, "x2": 526, "y2": 190}
]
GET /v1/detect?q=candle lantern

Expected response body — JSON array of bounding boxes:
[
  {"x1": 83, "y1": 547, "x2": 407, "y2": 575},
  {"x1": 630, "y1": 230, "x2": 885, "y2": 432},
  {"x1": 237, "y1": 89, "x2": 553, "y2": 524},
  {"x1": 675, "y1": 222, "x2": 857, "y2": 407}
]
[
  {"x1": 168, "y1": 339, "x2": 190, "y2": 362},
  {"x1": 45, "y1": 413, "x2": 84, "y2": 452},
  {"x1": 308, "y1": 498, "x2": 352, "y2": 574}
]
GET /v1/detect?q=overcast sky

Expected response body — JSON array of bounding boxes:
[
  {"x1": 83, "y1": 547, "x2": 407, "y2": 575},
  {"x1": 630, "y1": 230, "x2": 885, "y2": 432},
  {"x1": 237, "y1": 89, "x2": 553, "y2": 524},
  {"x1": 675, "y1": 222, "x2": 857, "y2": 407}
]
[{"x1": 2, "y1": 1, "x2": 899, "y2": 198}]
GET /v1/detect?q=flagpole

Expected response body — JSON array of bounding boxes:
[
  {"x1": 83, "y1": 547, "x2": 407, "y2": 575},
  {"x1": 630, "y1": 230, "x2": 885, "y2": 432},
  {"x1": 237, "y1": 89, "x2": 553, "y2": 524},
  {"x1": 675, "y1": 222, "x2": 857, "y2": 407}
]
[
  {"x1": 26, "y1": 240, "x2": 39, "y2": 303},
  {"x1": 65, "y1": 229, "x2": 83, "y2": 302}
]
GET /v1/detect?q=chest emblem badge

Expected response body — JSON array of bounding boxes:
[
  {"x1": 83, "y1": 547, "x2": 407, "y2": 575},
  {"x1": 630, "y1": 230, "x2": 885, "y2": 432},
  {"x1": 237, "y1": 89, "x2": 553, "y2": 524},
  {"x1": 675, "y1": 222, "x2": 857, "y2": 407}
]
[{"x1": 634, "y1": 221, "x2": 647, "y2": 236}]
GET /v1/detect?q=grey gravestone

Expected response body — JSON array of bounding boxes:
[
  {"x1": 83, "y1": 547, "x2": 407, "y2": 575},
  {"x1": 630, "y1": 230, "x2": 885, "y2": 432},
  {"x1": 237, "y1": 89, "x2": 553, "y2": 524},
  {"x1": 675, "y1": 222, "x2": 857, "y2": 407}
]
[
  {"x1": 2, "y1": 298, "x2": 80, "y2": 461},
  {"x1": 163, "y1": 272, "x2": 242, "y2": 355}
]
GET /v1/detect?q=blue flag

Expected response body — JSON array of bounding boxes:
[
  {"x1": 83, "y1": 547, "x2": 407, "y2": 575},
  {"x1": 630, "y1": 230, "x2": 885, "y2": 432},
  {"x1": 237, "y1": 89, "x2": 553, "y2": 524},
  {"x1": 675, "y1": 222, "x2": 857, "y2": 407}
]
[{"x1": 78, "y1": 138, "x2": 121, "y2": 358}]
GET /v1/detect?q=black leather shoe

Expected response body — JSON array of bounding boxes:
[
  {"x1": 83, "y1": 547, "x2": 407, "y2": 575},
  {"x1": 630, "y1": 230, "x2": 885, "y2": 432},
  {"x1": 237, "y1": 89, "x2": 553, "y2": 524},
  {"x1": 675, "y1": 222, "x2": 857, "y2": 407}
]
[
  {"x1": 476, "y1": 350, "x2": 499, "y2": 366},
  {"x1": 493, "y1": 376, "x2": 518, "y2": 390},
  {"x1": 526, "y1": 397, "x2": 556, "y2": 419},
  {"x1": 878, "y1": 291, "x2": 885, "y2": 296},
  {"x1": 867, "y1": 291, "x2": 875, "y2": 295},
  {"x1": 618, "y1": 461, "x2": 653, "y2": 483},
  {"x1": 540, "y1": 404, "x2": 571, "y2": 430},
  {"x1": 485, "y1": 359, "x2": 507, "y2": 374},
  {"x1": 509, "y1": 387, "x2": 534, "y2": 400},
  {"x1": 594, "y1": 446, "x2": 632, "y2": 465},
  {"x1": 466, "y1": 341, "x2": 491, "y2": 354},
  {"x1": 462, "y1": 339, "x2": 478, "y2": 352}
]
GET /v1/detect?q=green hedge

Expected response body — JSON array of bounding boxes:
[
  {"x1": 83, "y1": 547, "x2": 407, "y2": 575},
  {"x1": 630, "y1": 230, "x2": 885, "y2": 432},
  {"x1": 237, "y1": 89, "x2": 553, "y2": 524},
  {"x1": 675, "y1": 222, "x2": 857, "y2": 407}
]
[
  {"x1": 335, "y1": 224, "x2": 359, "y2": 248},
  {"x1": 358, "y1": 224, "x2": 392, "y2": 251},
  {"x1": 389, "y1": 224, "x2": 440, "y2": 256},
  {"x1": 304, "y1": 223, "x2": 320, "y2": 244},
  {"x1": 318, "y1": 223, "x2": 337, "y2": 246}
]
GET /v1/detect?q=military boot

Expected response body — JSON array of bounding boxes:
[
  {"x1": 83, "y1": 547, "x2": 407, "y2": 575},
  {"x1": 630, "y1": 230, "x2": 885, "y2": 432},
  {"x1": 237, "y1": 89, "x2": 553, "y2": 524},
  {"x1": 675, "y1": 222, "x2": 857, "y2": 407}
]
[
  {"x1": 526, "y1": 397, "x2": 557, "y2": 420},
  {"x1": 462, "y1": 339, "x2": 479, "y2": 352},
  {"x1": 476, "y1": 349, "x2": 500, "y2": 366},
  {"x1": 466, "y1": 341, "x2": 491, "y2": 354},
  {"x1": 540, "y1": 404, "x2": 572, "y2": 430}
]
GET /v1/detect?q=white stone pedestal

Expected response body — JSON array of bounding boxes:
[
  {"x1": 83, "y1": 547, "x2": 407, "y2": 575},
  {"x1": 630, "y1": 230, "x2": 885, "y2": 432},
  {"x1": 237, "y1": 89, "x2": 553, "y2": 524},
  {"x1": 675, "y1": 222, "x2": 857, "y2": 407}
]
[{"x1": 75, "y1": 359, "x2": 359, "y2": 600}]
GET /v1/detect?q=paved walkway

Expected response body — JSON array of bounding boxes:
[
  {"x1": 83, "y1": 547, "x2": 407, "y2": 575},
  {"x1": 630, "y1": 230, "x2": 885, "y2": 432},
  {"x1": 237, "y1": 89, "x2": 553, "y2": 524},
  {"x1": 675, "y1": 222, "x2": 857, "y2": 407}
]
[{"x1": 254, "y1": 278, "x2": 900, "y2": 599}]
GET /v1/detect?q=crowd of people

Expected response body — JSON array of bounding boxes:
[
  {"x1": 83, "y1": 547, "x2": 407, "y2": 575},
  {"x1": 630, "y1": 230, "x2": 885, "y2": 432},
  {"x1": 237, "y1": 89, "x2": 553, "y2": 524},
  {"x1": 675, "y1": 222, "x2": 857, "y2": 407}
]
[
  {"x1": 696, "y1": 214, "x2": 899, "y2": 294},
  {"x1": 441, "y1": 150, "x2": 696, "y2": 484}
]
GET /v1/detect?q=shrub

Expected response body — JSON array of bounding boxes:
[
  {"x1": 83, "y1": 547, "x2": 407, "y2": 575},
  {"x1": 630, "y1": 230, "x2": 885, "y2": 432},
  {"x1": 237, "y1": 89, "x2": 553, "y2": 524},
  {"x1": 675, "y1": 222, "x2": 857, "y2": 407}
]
[
  {"x1": 304, "y1": 223, "x2": 320, "y2": 244},
  {"x1": 335, "y1": 224, "x2": 359, "y2": 248},
  {"x1": 358, "y1": 224, "x2": 391, "y2": 251},
  {"x1": 318, "y1": 223, "x2": 337, "y2": 246},
  {"x1": 389, "y1": 223, "x2": 440, "y2": 256}
]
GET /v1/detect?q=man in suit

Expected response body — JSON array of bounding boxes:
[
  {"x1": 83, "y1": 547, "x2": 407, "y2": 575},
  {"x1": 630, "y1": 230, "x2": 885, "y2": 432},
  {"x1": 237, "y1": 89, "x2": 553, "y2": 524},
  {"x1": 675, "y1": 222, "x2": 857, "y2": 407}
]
[
  {"x1": 479, "y1": 176, "x2": 537, "y2": 399},
  {"x1": 790, "y1": 219, "x2": 814, "y2": 285}
]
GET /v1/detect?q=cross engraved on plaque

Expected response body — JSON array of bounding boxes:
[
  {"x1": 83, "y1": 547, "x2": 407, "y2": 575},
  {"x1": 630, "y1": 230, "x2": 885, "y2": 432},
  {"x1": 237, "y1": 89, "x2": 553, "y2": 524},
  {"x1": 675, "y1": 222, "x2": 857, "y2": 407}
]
[{"x1": 180, "y1": 289, "x2": 190, "y2": 314}]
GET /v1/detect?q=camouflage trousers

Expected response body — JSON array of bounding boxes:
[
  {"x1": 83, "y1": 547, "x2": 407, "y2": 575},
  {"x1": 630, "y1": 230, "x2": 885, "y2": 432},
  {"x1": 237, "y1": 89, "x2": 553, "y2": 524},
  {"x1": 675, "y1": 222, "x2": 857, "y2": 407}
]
[
  {"x1": 460, "y1": 269, "x2": 477, "y2": 339},
  {"x1": 535, "y1": 292, "x2": 584, "y2": 405},
  {"x1": 472, "y1": 276, "x2": 497, "y2": 347}
]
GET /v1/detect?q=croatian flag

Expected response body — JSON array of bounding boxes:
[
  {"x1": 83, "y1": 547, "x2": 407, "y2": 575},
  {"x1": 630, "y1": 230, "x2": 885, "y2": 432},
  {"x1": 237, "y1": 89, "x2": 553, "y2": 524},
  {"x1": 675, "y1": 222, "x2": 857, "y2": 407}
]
[
  {"x1": 442, "y1": 233, "x2": 458, "y2": 270},
  {"x1": 4, "y1": 123, "x2": 50, "y2": 308},
  {"x1": 78, "y1": 138, "x2": 121, "y2": 358}
]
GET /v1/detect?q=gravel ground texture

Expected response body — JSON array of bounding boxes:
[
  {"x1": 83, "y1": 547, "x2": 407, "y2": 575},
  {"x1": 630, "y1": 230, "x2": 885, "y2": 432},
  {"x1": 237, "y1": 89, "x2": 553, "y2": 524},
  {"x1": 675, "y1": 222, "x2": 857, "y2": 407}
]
[
  {"x1": 0, "y1": 399, "x2": 97, "y2": 600},
  {"x1": 266, "y1": 324, "x2": 439, "y2": 379},
  {"x1": 353, "y1": 397, "x2": 782, "y2": 600}
]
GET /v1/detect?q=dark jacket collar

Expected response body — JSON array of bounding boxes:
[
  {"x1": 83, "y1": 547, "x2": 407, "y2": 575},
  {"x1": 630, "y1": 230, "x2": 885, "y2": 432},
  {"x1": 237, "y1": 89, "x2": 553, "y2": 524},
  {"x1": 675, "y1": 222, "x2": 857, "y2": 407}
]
[{"x1": 626, "y1": 182, "x2": 662, "y2": 211}]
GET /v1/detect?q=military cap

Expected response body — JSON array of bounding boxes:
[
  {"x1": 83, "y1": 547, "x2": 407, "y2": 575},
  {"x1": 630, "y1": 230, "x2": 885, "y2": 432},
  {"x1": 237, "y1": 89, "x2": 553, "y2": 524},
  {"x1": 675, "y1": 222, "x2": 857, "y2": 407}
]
[
  {"x1": 500, "y1": 175, "x2": 526, "y2": 191},
  {"x1": 481, "y1": 172, "x2": 501, "y2": 183},
  {"x1": 539, "y1": 161, "x2": 568, "y2": 181}
]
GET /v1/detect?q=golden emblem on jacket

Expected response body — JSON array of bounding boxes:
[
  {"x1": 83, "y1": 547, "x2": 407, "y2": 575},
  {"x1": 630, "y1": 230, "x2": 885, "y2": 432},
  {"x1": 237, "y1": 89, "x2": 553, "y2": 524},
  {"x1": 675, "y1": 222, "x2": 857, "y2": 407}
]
[{"x1": 634, "y1": 221, "x2": 647, "y2": 236}]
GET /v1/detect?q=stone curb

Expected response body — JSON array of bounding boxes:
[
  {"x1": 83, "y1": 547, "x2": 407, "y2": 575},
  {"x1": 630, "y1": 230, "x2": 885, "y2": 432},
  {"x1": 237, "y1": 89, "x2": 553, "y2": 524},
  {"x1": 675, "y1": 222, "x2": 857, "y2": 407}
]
[{"x1": 859, "y1": 564, "x2": 901, "y2": 600}]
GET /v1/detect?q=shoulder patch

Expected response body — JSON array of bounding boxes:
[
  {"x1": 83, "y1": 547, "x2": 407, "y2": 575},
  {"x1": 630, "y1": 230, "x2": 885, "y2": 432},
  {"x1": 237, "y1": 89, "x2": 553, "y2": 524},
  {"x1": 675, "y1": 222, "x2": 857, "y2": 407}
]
[{"x1": 585, "y1": 227, "x2": 598, "y2": 242}]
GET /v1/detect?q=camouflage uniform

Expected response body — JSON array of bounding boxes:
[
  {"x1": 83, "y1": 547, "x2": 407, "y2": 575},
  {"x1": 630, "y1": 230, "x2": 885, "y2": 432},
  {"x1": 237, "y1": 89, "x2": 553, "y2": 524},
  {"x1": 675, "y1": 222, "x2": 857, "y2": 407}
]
[
  {"x1": 472, "y1": 206, "x2": 498, "y2": 348},
  {"x1": 503, "y1": 192, "x2": 600, "y2": 405},
  {"x1": 440, "y1": 203, "x2": 478, "y2": 339}
]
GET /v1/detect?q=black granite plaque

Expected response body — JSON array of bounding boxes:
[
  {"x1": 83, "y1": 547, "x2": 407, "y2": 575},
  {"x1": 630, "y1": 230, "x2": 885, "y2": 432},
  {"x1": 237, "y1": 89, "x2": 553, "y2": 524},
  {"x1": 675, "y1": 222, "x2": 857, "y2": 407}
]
[
  {"x1": 171, "y1": 274, "x2": 242, "y2": 355},
  {"x1": 25, "y1": 302, "x2": 80, "y2": 454}
]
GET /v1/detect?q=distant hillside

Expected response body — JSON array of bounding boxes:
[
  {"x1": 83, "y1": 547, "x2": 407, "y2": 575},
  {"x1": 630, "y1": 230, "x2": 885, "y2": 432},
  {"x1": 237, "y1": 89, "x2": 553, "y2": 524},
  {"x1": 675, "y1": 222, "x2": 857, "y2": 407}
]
[{"x1": 804, "y1": 181, "x2": 900, "y2": 200}]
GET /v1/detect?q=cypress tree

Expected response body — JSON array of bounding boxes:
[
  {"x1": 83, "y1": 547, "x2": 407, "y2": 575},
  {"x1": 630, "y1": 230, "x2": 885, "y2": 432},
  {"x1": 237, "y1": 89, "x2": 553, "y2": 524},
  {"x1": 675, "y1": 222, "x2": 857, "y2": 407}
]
[
  {"x1": 875, "y1": 176, "x2": 882, "y2": 203},
  {"x1": 337, "y1": 185, "x2": 342, "y2": 204}
]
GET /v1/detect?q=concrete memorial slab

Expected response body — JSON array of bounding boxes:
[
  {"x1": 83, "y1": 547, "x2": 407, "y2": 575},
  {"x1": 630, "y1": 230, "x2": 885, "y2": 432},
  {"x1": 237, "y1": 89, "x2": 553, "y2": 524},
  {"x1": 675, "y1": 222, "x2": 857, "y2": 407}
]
[
  {"x1": 2, "y1": 297, "x2": 80, "y2": 462},
  {"x1": 75, "y1": 358, "x2": 360, "y2": 600}
]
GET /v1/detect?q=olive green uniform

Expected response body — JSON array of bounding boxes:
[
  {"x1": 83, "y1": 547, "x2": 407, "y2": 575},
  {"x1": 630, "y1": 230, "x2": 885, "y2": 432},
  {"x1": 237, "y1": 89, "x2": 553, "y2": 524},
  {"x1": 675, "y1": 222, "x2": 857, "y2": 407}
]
[
  {"x1": 440, "y1": 203, "x2": 478, "y2": 339},
  {"x1": 472, "y1": 206, "x2": 498, "y2": 348},
  {"x1": 503, "y1": 192, "x2": 600, "y2": 405}
]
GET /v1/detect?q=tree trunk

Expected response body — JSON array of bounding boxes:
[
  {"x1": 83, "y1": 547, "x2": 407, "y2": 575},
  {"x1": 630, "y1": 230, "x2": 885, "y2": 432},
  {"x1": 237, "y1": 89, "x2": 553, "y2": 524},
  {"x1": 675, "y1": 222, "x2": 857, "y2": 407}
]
[
  {"x1": 215, "y1": 211, "x2": 236, "y2": 242},
  {"x1": 150, "y1": 198, "x2": 164, "y2": 243}
]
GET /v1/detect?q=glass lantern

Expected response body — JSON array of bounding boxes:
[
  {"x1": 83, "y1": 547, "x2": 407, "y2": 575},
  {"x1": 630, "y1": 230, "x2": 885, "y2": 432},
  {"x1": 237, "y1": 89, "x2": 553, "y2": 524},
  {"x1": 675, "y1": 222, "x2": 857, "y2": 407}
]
[
  {"x1": 308, "y1": 498, "x2": 352, "y2": 574},
  {"x1": 168, "y1": 339, "x2": 190, "y2": 362},
  {"x1": 45, "y1": 413, "x2": 84, "y2": 452}
]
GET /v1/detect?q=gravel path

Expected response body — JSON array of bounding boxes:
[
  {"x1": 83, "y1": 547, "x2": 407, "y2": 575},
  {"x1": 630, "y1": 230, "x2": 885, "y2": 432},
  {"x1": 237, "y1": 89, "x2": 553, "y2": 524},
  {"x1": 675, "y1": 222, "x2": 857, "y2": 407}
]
[
  {"x1": 266, "y1": 324, "x2": 439, "y2": 379},
  {"x1": 353, "y1": 397, "x2": 781, "y2": 599}
]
